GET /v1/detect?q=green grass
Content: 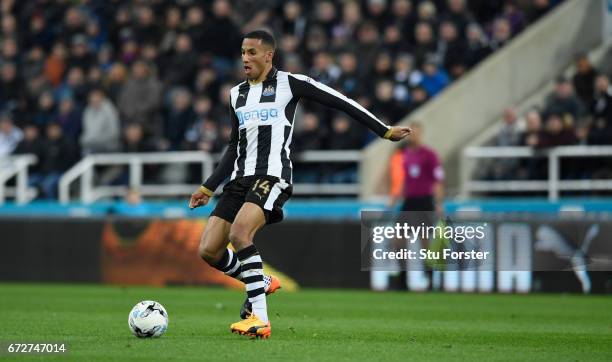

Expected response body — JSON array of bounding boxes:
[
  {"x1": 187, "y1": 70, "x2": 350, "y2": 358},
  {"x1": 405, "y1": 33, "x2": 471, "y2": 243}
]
[{"x1": 0, "y1": 284, "x2": 610, "y2": 361}]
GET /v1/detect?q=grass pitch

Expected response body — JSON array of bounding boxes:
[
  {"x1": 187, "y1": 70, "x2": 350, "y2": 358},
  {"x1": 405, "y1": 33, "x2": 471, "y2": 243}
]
[{"x1": 0, "y1": 283, "x2": 610, "y2": 361}]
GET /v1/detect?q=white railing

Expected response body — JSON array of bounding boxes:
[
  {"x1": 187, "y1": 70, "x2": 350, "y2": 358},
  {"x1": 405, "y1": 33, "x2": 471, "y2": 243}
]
[
  {"x1": 461, "y1": 146, "x2": 612, "y2": 200},
  {"x1": 59, "y1": 150, "x2": 362, "y2": 204},
  {"x1": 0, "y1": 154, "x2": 38, "y2": 205},
  {"x1": 59, "y1": 151, "x2": 214, "y2": 204}
]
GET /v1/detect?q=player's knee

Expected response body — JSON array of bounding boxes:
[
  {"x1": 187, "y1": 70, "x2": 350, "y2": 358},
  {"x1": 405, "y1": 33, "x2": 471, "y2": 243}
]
[
  {"x1": 229, "y1": 223, "x2": 251, "y2": 249},
  {"x1": 198, "y1": 239, "x2": 221, "y2": 265}
]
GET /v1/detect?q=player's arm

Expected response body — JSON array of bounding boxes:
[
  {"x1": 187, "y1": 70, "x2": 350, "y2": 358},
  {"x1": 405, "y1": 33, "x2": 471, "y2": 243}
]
[
  {"x1": 287, "y1": 74, "x2": 411, "y2": 141},
  {"x1": 189, "y1": 103, "x2": 239, "y2": 209}
]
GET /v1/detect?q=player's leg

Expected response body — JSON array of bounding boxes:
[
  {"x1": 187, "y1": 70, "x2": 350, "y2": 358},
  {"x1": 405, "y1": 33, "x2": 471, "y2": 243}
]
[
  {"x1": 197, "y1": 216, "x2": 243, "y2": 278},
  {"x1": 198, "y1": 212, "x2": 279, "y2": 294},
  {"x1": 229, "y1": 202, "x2": 271, "y2": 338}
]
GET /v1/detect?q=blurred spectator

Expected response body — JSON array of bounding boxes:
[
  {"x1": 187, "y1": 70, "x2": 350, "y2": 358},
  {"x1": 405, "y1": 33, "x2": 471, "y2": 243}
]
[
  {"x1": 104, "y1": 63, "x2": 128, "y2": 103},
  {"x1": 539, "y1": 113, "x2": 577, "y2": 148},
  {"x1": 543, "y1": 77, "x2": 585, "y2": 121},
  {"x1": 417, "y1": 1, "x2": 438, "y2": 26},
  {"x1": 211, "y1": 83, "x2": 233, "y2": 123},
  {"x1": 393, "y1": 54, "x2": 421, "y2": 102},
  {"x1": 336, "y1": 51, "x2": 361, "y2": 97},
  {"x1": 55, "y1": 97, "x2": 82, "y2": 141},
  {"x1": 44, "y1": 43, "x2": 67, "y2": 87},
  {"x1": 490, "y1": 107, "x2": 522, "y2": 179},
  {"x1": 23, "y1": 46, "x2": 46, "y2": 82},
  {"x1": 354, "y1": 22, "x2": 381, "y2": 75},
  {"x1": 589, "y1": 74, "x2": 612, "y2": 145},
  {"x1": 123, "y1": 123, "x2": 154, "y2": 153},
  {"x1": 489, "y1": 18, "x2": 512, "y2": 51},
  {"x1": 390, "y1": 0, "x2": 416, "y2": 43},
  {"x1": 412, "y1": 22, "x2": 437, "y2": 68},
  {"x1": 0, "y1": 113, "x2": 23, "y2": 156},
  {"x1": 520, "y1": 110, "x2": 543, "y2": 147},
  {"x1": 372, "y1": 79, "x2": 406, "y2": 124},
  {"x1": 329, "y1": 114, "x2": 365, "y2": 149},
  {"x1": 572, "y1": 54, "x2": 597, "y2": 107},
  {"x1": 294, "y1": 112, "x2": 327, "y2": 152},
  {"x1": 184, "y1": 118, "x2": 223, "y2": 153},
  {"x1": 67, "y1": 34, "x2": 95, "y2": 71},
  {"x1": 374, "y1": 52, "x2": 395, "y2": 80},
  {"x1": 118, "y1": 60, "x2": 162, "y2": 137},
  {"x1": 310, "y1": 51, "x2": 340, "y2": 86},
  {"x1": 324, "y1": 114, "x2": 364, "y2": 183},
  {"x1": 518, "y1": 110, "x2": 545, "y2": 180},
  {"x1": 501, "y1": 0, "x2": 526, "y2": 34},
  {"x1": 277, "y1": 1, "x2": 307, "y2": 39},
  {"x1": 193, "y1": 96, "x2": 213, "y2": 121},
  {"x1": 135, "y1": 6, "x2": 160, "y2": 45},
  {"x1": 55, "y1": 67, "x2": 88, "y2": 105},
  {"x1": 496, "y1": 107, "x2": 521, "y2": 146},
  {"x1": 419, "y1": 58, "x2": 450, "y2": 97},
  {"x1": 437, "y1": 21, "x2": 467, "y2": 77},
  {"x1": 25, "y1": 14, "x2": 54, "y2": 51},
  {"x1": 1, "y1": 37, "x2": 19, "y2": 64},
  {"x1": 0, "y1": 62, "x2": 21, "y2": 111},
  {"x1": 80, "y1": 89, "x2": 120, "y2": 154},
  {"x1": 206, "y1": 0, "x2": 242, "y2": 64},
  {"x1": 464, "y1": 23, "x2": 490, "y2": 67},
  {"x1": 39, "y1": 122, "x2": 77, "y2": 199},
  {"x1": 185, "y1": 6, "x2": 206, "y2": 51},
  {"x1": 407, "y1": 86, "x2": 429, "y2": 113},
  {"x1": 34, "y1": 91, "x2": 56, "y2": 128},
  {"x1": 162, "y1": 33, "x2": 198, "y2": 88},
  {"x1": 159, "y1": 7, "x2": 182, "y2": 54},
  {"x1": 13, "y1": 123, "x2": 45, "y2": 184},
  {"x1": 163, "y1": 88, "x2": 196, "y2": 151},
  {"x1": 442, "y1": 0, "x2": 473, "y2": 38}
]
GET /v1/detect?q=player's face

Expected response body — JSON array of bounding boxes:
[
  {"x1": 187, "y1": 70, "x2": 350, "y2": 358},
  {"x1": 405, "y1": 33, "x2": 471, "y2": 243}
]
[{"x1": 241, "y1": 38, "x2": 273, "y2": 79}]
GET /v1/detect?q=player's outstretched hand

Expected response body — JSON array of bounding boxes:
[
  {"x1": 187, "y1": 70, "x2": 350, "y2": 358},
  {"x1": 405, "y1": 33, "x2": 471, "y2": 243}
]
[
  {"x1": 386, "y1": 126, "x2": 412, "y2": 141},
  {"x1": 189, "y1": 187, "x2": 211, "y2": 209}
]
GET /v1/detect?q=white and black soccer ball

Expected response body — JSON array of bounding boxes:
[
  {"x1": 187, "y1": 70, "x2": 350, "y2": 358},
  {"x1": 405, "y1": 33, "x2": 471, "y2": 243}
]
[{"x1": 128, "y1": 300, "x2": 169, "y2": 338}]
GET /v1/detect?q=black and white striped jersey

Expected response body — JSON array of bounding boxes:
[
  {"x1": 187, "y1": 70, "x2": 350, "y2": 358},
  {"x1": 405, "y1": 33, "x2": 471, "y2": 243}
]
[{"x1": 202, "y1": 67, "x2": 392, "y2": 192}]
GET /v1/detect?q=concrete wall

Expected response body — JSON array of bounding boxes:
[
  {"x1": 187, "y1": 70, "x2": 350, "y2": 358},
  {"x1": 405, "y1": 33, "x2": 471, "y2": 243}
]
[{"x1": 360, "y1": 0, "x2": 604, "y2": 199}]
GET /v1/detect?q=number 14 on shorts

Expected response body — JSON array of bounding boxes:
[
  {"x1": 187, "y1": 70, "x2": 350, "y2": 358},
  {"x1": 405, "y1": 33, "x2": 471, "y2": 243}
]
[{"x1": 252, "y1": 179, "x2": 271, "y2": 197}]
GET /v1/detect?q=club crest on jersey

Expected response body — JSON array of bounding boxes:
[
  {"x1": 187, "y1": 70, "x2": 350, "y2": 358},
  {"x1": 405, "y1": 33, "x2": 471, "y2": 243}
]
[{"x1": 262, "y1": 85, "x2": 276, "y2": 97}]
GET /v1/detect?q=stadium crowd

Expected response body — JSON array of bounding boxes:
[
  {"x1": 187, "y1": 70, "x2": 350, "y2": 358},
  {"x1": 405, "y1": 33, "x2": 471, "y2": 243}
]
[
  {"x1": 0, "y1": 0, "x2": 560, "y2": 198},
  {"x1": 486, "y1": 54, "x2": 612, "y2": 182}
]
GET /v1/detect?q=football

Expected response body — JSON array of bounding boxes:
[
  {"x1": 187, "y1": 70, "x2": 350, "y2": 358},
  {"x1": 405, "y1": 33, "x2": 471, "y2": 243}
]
[{"x1": 128, "y1": 301, "x2": 168, "y2": 338}]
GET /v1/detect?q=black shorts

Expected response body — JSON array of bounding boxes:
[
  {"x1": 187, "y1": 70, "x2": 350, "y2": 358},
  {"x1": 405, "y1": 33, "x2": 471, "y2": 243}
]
[{"x1": 210, "y1": 176, "x2": 292, "y2": 225}]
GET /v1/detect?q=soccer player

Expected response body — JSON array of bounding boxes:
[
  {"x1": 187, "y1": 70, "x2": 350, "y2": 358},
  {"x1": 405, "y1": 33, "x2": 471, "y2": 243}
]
[{"x1": 189, "y1": 30, "x2": 411, "y2": 339}]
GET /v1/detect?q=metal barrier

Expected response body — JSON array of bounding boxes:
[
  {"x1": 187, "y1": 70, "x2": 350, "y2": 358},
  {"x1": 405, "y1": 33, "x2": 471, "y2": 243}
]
[
  {"x1": 0, "y1": 155, "x2": 38, "y2": 205},
  {"x1": 58, "y1": 150, "x2": 362, "y2": 204},
  {"x1": 58, "y1": 151, "x2": 214, "y2": 204},
  {"x1": 461, "y1": 146, "x2": 612, "y2": 200}
]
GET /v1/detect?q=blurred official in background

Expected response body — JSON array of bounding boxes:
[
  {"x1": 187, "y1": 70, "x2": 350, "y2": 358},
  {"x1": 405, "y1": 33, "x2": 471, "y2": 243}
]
[{"x1": 388, "y1": 121, "x2": 444, "y2": 213}]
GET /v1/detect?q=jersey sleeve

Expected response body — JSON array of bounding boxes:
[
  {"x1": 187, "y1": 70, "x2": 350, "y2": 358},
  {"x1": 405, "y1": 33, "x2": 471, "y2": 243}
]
[
  {"x1": 201, "y1": 100, "x2": 239, "y2": 192},
  {"x1": 287, "y1": 73, "x2": 391, "y2": 138}
]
